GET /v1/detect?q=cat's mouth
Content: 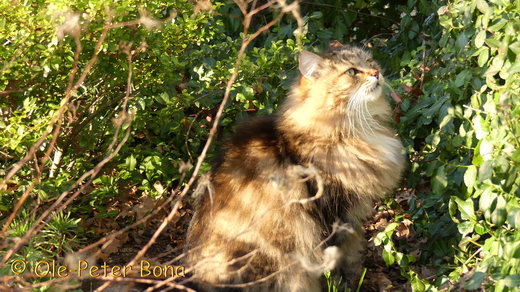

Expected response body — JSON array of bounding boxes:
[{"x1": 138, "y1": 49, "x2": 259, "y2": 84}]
[
  {"x1": 366, "y1": 82, "x2": 380, "y2": 93},
  {"x1": 365, "y1": 78, "x2": 382, "y2": 93},
  {"x1": 346, "y1": 78, "x2": 383, "y2": 101}
]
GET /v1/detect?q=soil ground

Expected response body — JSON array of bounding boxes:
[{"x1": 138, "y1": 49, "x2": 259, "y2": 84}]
[{"x1": 82, "y1": 196, "x2": 410, "y2": 292}]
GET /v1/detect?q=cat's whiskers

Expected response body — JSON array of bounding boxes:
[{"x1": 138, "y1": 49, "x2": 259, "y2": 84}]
[
  {"x1": 355, "y1": 94, "x2": 371, "y2": 138},
  {"x1": 382, "y1": 79, "x2": 400, "y2": 100},
  {"x1": 346, "y1": 82, "x2": 382, "y2": 138},
  {"x1": 346, "y1": 90, "x2": 359, "y2": 137},
  {"x1": 382, "y1": 79, "x2": 393, "y2": 90},
  {"x1": 346, "y1": 87, "x2": 359, "y2": 136},
  {"x1": 362, "y1": 92, "x2": 380, "y2": 133},
  {"x1": 346, "y1": 89, "x2": 362, "y2": 138},
  {"x1": 357, "y1": 87, "x2": 373, "y2": 136}
]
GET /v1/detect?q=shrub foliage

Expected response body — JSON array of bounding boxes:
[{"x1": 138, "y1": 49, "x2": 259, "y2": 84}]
[{"x1": 0, "y1": 0, "x2": 518, "y2": 290}]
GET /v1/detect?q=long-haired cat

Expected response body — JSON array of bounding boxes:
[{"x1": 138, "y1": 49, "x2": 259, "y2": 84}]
[{"x1": 184, "y1": 42, "x2": 405, "y2": 292}]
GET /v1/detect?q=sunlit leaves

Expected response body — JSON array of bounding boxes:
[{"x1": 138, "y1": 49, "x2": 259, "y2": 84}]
[
  {"x1": 464, "y1": 165, "x2": 477, "y2": 190},
  {"x1": 1, "y1": 0, "x2": 519, "y2": 291},
  {"x1": 392, "y1": 0, "x2": 519, "y2": 290},
  {"x1": 474, "y1": 30, "x2": 486, "y2": 48}
]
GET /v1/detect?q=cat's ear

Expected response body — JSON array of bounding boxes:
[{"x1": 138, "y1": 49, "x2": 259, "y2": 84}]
[
  {"x1": 329, "y1": 40, "x2": 344, "y2": 49},
  {"x1": 299, "y1": 50, "x2": 323, "y2": 80}
]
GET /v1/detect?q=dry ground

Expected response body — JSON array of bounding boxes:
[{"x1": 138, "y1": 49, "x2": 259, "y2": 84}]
[{"x1": 78, "y1": 187, "x2": 415, "y2": 291}]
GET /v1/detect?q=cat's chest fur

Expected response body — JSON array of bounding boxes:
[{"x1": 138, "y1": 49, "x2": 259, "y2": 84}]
[
  {"x1": 292, "y1": 132, "x2": 403, "y2": 232},
  {"x1": 293, "y1": 131, "x2": 404, "y2": 199}
]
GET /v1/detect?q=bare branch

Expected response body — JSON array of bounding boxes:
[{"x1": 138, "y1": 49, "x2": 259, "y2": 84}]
[{"x1": 96, "y1": 1, "x2": 301, "y2": 290}]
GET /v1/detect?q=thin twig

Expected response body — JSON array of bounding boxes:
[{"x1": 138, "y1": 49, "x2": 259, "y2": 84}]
[
  {"x1": 0, "y1": 10, "x2": 179, "y2": 266},
  {"x1": 0, "y1": 10, "x2": 175, "y2": 191},
  {"x1": 184, "y1": 110, "x2": 202, "y2": 163},
  {"x1": 1, "y1": 181, "x2": 36, "y2": 233},
  {"x1": 96, "y1": 1, "x2": 303, "y2": 291},
  {"x1": 1, "y1": 122, "x2": 133, "y2": 266},
  {"x1": 300, "y1": 1, "x2": 428, "y2": 39},
  {"x1": 0, "y1": 14, "x2": 149, "y2": 266},
  {"x1": 0, "y1": 37, "x2": 27, "y2": 74}
]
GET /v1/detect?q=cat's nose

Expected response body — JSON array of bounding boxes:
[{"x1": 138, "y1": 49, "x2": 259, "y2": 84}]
[{"x1": 370, "y1": 71, "x2": 379, "y2": 79}]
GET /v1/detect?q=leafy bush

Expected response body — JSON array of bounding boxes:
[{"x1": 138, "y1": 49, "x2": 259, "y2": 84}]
[
  {"x1": 0, "y1": 0, "x2": 518, "y2": 291},
  {"x1": 374, "y1": 0, "x2": 520, "y2": 290}
]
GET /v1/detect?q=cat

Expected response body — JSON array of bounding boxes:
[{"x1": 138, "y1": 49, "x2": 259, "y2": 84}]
[{"x1": 184, "y1": 41, "x2": 405, "y2": 292}]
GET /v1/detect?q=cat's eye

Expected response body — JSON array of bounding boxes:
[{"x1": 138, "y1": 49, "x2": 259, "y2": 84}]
[{"x1": 346, "y1": 68, "x2": 361, "y2": 76}]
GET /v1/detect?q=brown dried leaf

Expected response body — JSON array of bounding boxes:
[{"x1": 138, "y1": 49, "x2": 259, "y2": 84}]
[
  {"x1": 403, "y1": 84, "x2": 413, "y2": 92},
  {"x1": 390, "y1": 91, "x2": 403, "y2": 103},
  {"x1": 133, "y1": 195, "x2": 156, "y2": 220},
  {"x1": 374, "y1": 218, "x2": 389, "y2": 231},
  {"x1": 396, "y1": 189, "x2": 415, "y2": 204},
  {"x1": 420, "y1": 266, "x2": 436, "y2": 279},
  {"x1": 99, "y1": 237, "x2": 123, "y2": 261}
]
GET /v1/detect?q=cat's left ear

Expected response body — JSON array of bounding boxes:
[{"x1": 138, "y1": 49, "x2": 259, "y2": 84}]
[
  {"x1": 329, "y1": 40, "x2": 344, "y2": 49},
  {"x1": 299, "y1": 50, "x2": 323, "y2": 80}
]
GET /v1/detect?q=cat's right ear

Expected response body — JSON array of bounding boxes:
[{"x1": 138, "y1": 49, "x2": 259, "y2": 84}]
[{"x1": 299, "y1": 50, "x2": 323, "y2": 80}]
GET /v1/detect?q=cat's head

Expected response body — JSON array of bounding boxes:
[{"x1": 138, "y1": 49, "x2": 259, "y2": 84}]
[
  {"x1": 282, "y1": 41, "x2": 391, "y2": 138},
  {"x1": 298, "y1": 42, "x2": 384, "y2": 103}
]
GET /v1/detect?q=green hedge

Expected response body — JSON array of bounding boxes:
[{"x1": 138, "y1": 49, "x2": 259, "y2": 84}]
[
  {"x1": 376, "y1": 0, "x2": 519, "y2": 290},
  {"x1": 0, "y1": 0, "x2": 518, "y2": 291}
]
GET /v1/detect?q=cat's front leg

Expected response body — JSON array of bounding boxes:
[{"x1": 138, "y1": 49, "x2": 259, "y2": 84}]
[{"x1": 331, "y1": 223, "x2": 365, "y2": 289}]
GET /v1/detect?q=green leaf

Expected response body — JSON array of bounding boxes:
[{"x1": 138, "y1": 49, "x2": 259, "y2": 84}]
[
  {"x1": 411, "y1": 275, "x2": 426, "y2": 292},
  {"x1": 489, "y1": 19, "x2": 508, "y2": 32},
  {"x1": 474, "y1": 115, "x2": 487, "y2": 139},
  {"x1": 456, "y1": 32, "x2": 469, "y2": 50},
  {"x1": 454, "y1": 70, "x2": 470, "y2": 88},
  {"x1": 472, "y1": 153, "x2": 484, "y2": 166},
  {"x1": 464, "y1": 271, "x2": 486, "y2": 290},
  {"x1": 479, "y1": 140, "x2": 493, "y2": 161},
  {"x1": 509, "y1": 41, "x2": 520, "y2": 55},
  {"x1": 432, "y1": 166, "x2": 447, "y2": 195},
  {"x1": 485, "y1": 37, "x2": 502, "y2": 48},
  {"x1": 437, "y1": 5, "x2": 448, "y2": 16},
  {"x1": 449, "y1": 198, "x2": 460, "y2": 223},
  {"x1": 478, "y1": 48, "x2": 489, "y2": 67},
  {"x1": 506, "y1": 202, "x2": 520, "y2": 228},
  {"x1": 505, "y1": 241, "x2": 520, "y2": 259},
  {"x1": 395, "y1": 252, "x2": 409, "y2": 267},
  {"x1": 500, "y1": 275, "x2": 520, "y2": 288},
  {"x1": 236, "y1": 92, "x2": 246, "y2": 101},
  {"x1": 127, "y1": 154, "x2": 137, "y2": 171},
  {"x1": 491, "y1": 195, "x2": 507, "y2": 226},
  {"x1": 512, "y1": 149, "x2": 520, "y2": 164},
  {"x1": 464, "y1": 165, "x2": 477, "y2": 190},
  {"x1": 479, "y1": 187, "x2": 497, "y2": 212},
  {"x1": 457, "y1": 221, "x2": 474, "y2": 236},
  {"x1": 384, "y1": 222, "x2": 399, "y2": 233},
  {"x1": 478, "y1": 160, "x2": 493, "y2": 182},
  {"x1": 474, "y1": 223, "x2": 487, "y2": 235},
  {"x1": 485, "y1": 55, "x2": 505, "y2": 76},
  {"x1": 452, "y1": 135, "x2": 463, "y2": 147},
  {"x1": 476, "y1": 0, "x2": 491, "y2": 14},
  {"x1": 475, "y1": 30, "x2": 486, "y2": 48},
  {"x1": 373, "y1": 232, "x2": 385, "y2": 246},
  {"x1": 453, "y1": 196, "x2": 476, "y2": 221},
  {"x1": 382, "y1": 250, "x2": 395, "y2": 266}
]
